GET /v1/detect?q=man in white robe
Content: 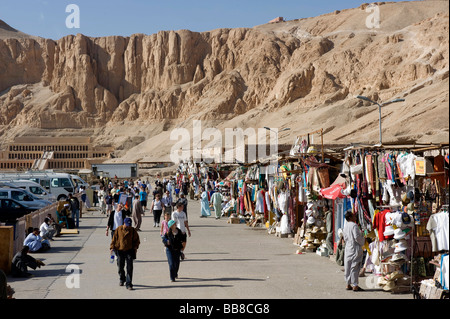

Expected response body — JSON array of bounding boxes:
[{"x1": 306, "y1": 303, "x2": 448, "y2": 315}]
[{"x1": 343, "y1": 210, "x2": 366, "y2": 291}]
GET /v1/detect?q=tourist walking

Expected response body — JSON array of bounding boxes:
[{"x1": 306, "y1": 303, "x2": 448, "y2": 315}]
[
  {"x1": 162, "y1": 190, "x2": 173, "y2": 215},
  {"x1": 200, "y1": 188, "x2": 211, "y2": 218},
  {"x1": 162, "y1": 220, "x2": 186, "y2": 282},
  {"x1": 343, "y1": 210, "x2": 366, "y2": 291},
  {"x1": 106, "y1": 203, "x2": 127, "y2": 238},
  {"x1": 105, "y1": 191, "x2": 113, "y2": 216},
  {"x1": 139, "y1": 186, "x2": 148, "y2": 211},
  {"x1": 110, "y1": 217, "x2": 140, "y2": 290},
  {"x1": 172, "y1": 202, "x2": 191, "y2": 260},
  {"x1": 175, "y1": 192, "x2": 188, "y2": 217},
  {"x1": 98, "y1": 186, "x2": 106, "y2": 214},
  {"x1": 151, "y1": 193, "x2": 163, "y2": 227},
  {"x1": 160, "y1": 212, "x2": 171, "y2": 237},
  {"x1": 132, "y1": 194, "x2": 144, "y2": 231}
]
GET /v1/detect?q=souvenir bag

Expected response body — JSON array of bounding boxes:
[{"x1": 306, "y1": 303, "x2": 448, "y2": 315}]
[{"x1": 317, "y1": 167, "x2": 330, "y2": 188}]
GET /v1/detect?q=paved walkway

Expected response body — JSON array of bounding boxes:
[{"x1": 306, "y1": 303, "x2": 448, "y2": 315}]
[{"x1": 7, "y1": 199, "x2": 412, "y2": 300}]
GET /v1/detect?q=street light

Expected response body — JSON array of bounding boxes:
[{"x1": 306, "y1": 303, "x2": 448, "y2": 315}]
[
  {"x1": 356, "y1": 95, "x2": 405, "y2": 146},
  {"x1": 264, "y1": 127, "x2": 290, "y2": 134}
]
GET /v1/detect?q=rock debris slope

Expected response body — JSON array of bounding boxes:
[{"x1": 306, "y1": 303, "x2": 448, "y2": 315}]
[{"x1": 0, "y1": 1, "x2": 448, "y2": 162}]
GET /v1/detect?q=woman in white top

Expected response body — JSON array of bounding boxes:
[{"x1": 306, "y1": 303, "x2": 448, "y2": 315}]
[{"x1": 151, "y1": 193, "x2": 163, "y2": 227}]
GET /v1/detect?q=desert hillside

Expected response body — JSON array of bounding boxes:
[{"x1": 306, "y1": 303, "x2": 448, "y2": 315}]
[{"x1": 0, "y1": 1, "x2": 448, "y2": 163}]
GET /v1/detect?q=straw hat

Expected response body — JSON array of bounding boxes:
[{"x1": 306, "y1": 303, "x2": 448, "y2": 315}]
[
  {"x1": 311, "y1": 226, "x2": 320, "y2": 233},
  {"x1": 313, "y1": 239, "x2": 321, "y2": 244},
  {"x1": 307, "y1": 216, "x2": 315, "y2": 224},
  {"x1": 391, "y1": 253, "x2": 406, "y2": 262},
  {"x1": 383, "y1": 280, "x2": 396, "y2": 291}
]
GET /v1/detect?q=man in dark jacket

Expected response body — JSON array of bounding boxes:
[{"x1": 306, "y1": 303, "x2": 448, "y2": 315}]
[
  {"x1": 110, "y1": 217, "x2": 140, "y2": 290},
  {"x1": 68, "y1": 193, "x2": 80, "y2": 228},
  {"x1": 11, "y1": 245, "x2": 45, "y2": 277}
]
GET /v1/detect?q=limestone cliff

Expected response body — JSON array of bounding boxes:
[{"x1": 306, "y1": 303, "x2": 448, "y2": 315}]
[{"x1": 0, "y1": 1, "x2": 448, "y2": 160}]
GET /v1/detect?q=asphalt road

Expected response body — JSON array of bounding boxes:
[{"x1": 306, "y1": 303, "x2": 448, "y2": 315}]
[{"x1": 7, "y1": 197, "x2": 412, "y2": 301}]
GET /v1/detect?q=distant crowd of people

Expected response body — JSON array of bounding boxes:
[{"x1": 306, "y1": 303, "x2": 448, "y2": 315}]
[{"x1": 6, "y1": 176, "x2": 229, "y2": 293}]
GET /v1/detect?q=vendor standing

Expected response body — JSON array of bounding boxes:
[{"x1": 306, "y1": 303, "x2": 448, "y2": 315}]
[{"x1": 343, "y1": 210, "x2": 365, "y2": 292}]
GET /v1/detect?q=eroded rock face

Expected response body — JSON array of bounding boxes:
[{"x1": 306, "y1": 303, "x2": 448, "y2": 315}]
[{"x1": 0, "y1": 1, "x2": 448, "y2": 152}]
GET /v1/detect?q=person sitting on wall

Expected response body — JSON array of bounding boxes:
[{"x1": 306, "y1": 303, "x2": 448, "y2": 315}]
[
  {"x1": 23, "y1": 228, "x2": 50, "y2": 253},
  {"x1": 11, "y1": 246, "x2": 45, "y2": 277}
]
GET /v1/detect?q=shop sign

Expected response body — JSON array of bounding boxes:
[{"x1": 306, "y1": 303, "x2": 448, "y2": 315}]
[{"x1": 415, "y1": 157, "x2": 426, "y2": 176}]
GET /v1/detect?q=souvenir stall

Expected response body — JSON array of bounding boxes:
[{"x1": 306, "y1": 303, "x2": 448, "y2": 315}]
[
  {"x1": 324, "y1": 143, "x2": 449, "y2": 295},
  {"x1": 414, "y1": 145, "x2": 449, "y2": 298},
  {"x1": 294, "y1": 155, "x2": 340, "y2": 254},
  {"x1": 290, "y1": 130, "x2": 343, "y2": 254}
]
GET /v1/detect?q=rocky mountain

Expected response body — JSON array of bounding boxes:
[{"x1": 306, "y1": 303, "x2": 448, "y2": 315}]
[{"x1": 0, "y1": 1, "x2": 448, "y2": 163}]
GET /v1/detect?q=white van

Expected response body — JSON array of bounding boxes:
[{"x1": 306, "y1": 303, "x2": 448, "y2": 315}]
[
  {"x1": 0, "y1": 179, "x2": 56, "y2": 202},
  {"x1": 0, "y1": 172, "x2": 76, "y2": 201},
  {"x1": 0, "y1": 187, "x2": 52, "y2": 210},
  {"x1": 70, "y1": 174, "x2": 89, "y2": 192}
]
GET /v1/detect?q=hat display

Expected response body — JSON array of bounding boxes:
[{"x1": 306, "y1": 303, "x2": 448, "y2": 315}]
[
  {"x1": 384, "y1": 225, "x2": 395, "y2": 236},
  {"x1": 401, "y1": 212, "x2": 411, "y2": 225},
  {"x1": 394, "y1": 228, "x2": 406, "y2": 240},
  {"x1": 391, "y1": 253, "x2": 406, "y2": 262},
  {"x1": 394, "y1": 240, "x2": 408, "y2": 253},
  {"x1": 168, "y1": 220, "x2": 176, "y2": 228},
  {"x1": 401, "y1": 192, "x2": 410, "y2": 205},
  {"x1": 407, "y1": 203, "x2": 415, "y2": 215}
]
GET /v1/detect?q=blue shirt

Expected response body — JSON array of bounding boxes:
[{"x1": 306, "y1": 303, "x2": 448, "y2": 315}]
[{"x1": 139, "y1": 191, "x2": 147, "y2": 201}]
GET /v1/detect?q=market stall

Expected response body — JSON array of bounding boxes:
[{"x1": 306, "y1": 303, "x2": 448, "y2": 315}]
[{"x1": 320, "y1": 143, "x2": 449, "y2": 295}]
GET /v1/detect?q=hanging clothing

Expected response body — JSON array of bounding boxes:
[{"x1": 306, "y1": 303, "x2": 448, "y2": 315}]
[
  {"x1": 255, "y1": 190, "x2": 265, "y2": 213},
  {"x1": 426, "y1": 212, "x2": 449, "y2": 251},
  {"x1": 277, "y1": 191, "x2": 288, "y2": 215}
]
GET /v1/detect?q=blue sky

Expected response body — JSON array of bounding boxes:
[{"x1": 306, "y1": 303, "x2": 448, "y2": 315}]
[{"x1": 1, "y1": 0, "x2": 414, "y2": 40}]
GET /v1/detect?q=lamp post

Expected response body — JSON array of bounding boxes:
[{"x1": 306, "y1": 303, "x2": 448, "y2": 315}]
[
  {"x1": 356, "y1": 95, "x2": 405, "y2": 146},
  {"x1": 264, "y1": 127, "x2": 290, "y2": 135}
]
